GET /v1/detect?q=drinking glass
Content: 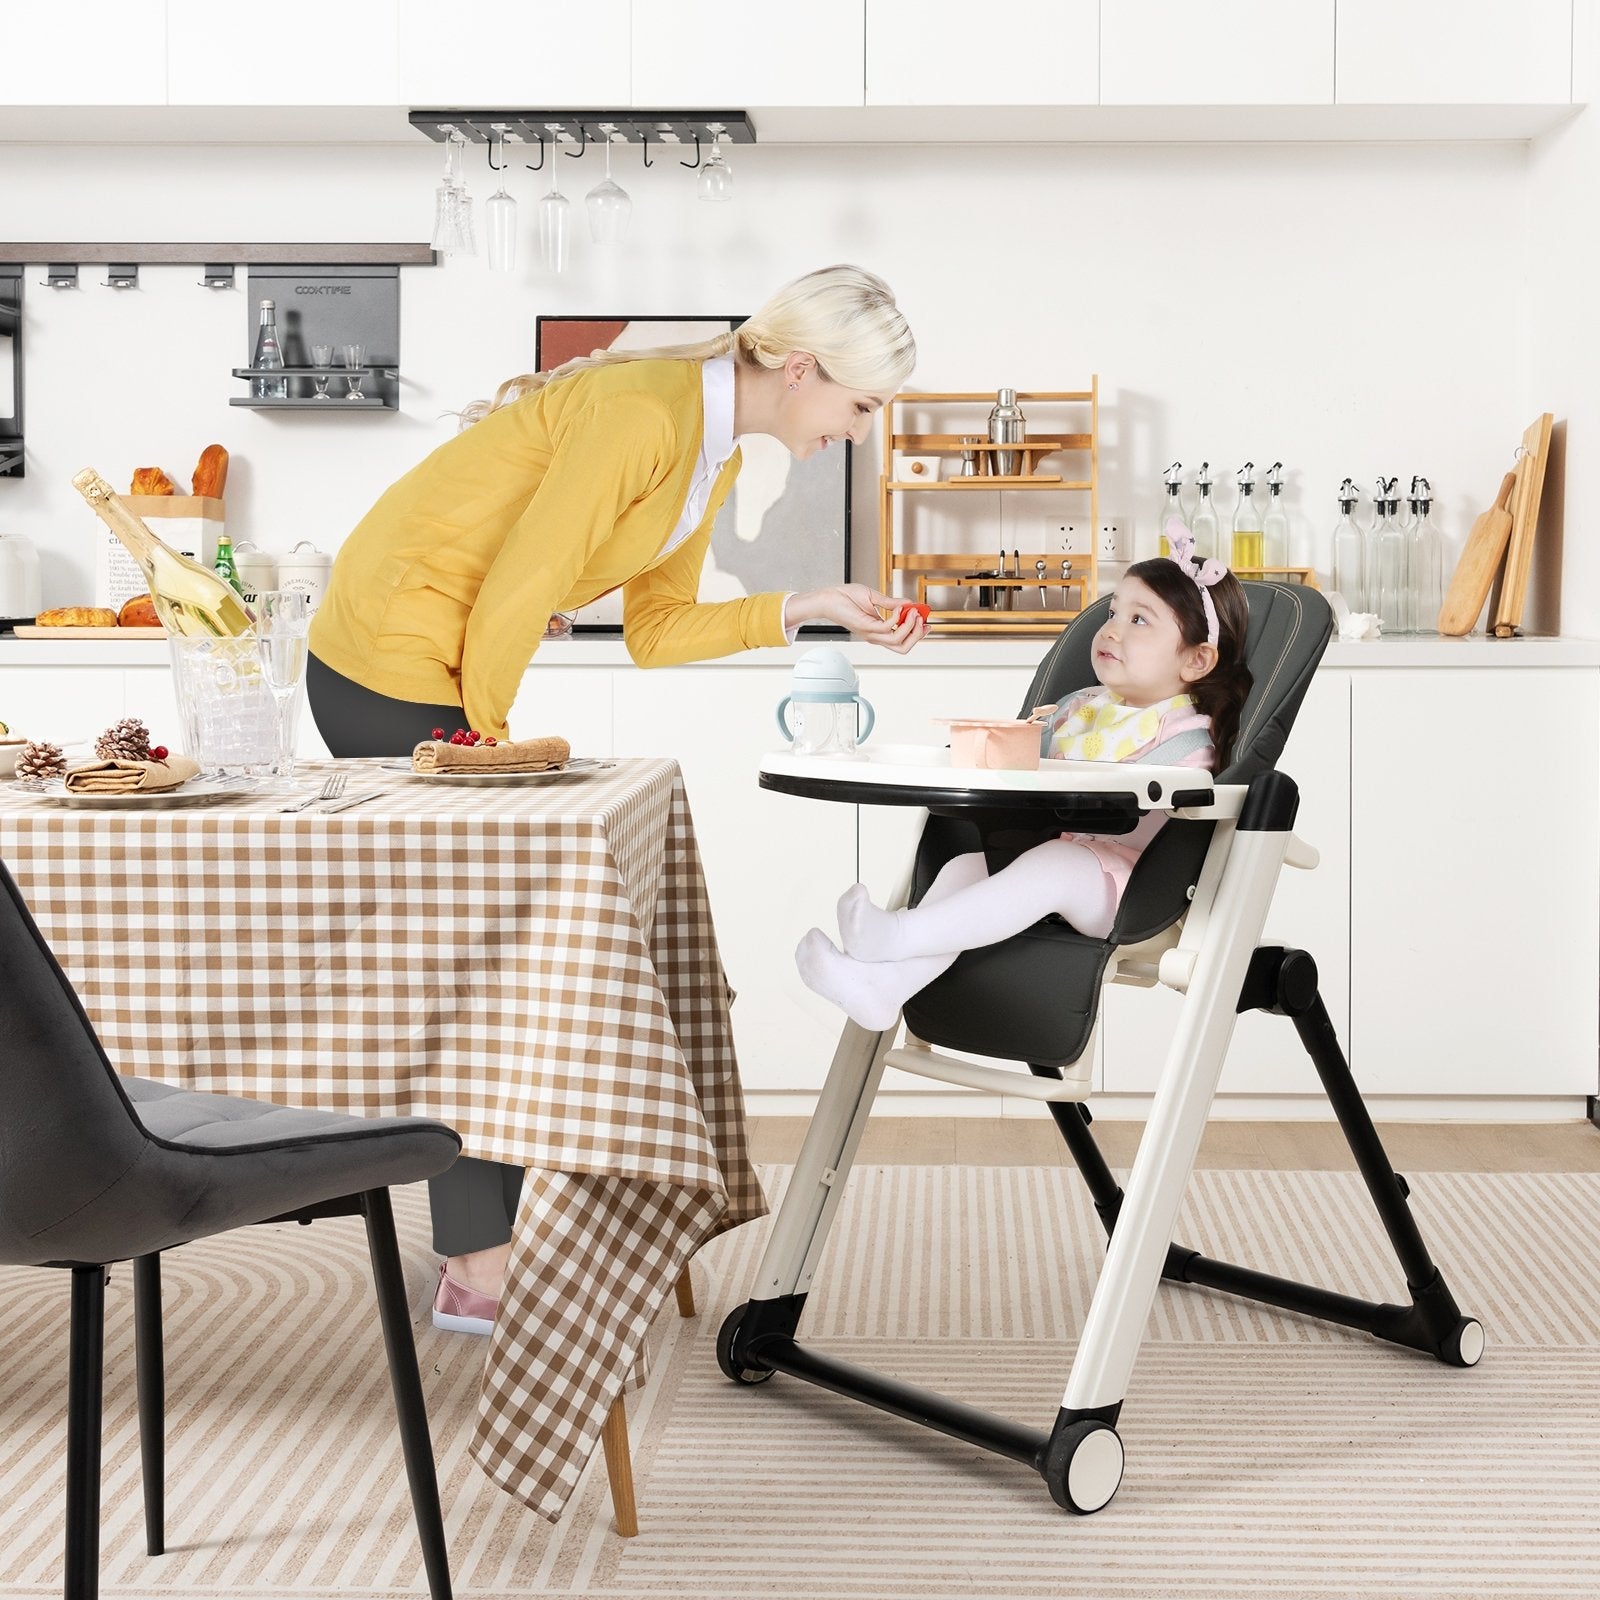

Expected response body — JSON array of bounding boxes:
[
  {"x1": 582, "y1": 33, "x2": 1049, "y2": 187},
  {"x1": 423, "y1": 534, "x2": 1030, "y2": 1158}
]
[
  {"x1": 697, "y1": 137, "x2": 733, "y2": 202},
  {"x1": 585, "y1": 136, "x2": 631, "y2": 244},
  {"x1": 485, "y1": 134, "x2": 518, "y2": 271},
  {"x1": 249, "y1": 589, "x2": 311, "y2": 777},
  {"x1": 309, "y1": 343, "x2": 334, "y2": 399},
  {"x1": 538, "y1": 150, "x2": 571, "y2": 274},
  {"x1": 430, "y1": 134, "x2": 477, "y2": 257},
  {"x1": 341, "y1": 343, "x2": 367, "y2": 401}
]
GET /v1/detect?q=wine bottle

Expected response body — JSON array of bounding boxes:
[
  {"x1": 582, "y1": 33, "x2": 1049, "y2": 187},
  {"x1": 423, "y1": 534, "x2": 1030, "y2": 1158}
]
[{"x1": 71, "y1": 468, "x2": 254, "y2": 638}]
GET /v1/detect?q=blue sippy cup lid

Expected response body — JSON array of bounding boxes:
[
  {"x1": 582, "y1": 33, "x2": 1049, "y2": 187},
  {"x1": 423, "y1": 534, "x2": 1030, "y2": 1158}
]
[{"x1": 787, "y1": 646, "x2": 859, "y2": 702}]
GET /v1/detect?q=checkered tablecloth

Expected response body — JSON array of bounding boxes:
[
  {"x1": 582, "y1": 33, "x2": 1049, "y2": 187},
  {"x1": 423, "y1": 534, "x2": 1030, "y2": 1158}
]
[{"x1": 0, "y1": 757, "x2": 766, "y2": 1520}]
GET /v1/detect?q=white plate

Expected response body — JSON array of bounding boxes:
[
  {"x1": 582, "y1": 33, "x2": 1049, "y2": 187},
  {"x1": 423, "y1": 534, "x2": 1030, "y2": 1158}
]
[
  {"x1": 407, "y1": 757, "x2": 616, "y2": 786},
  {"x1": 22, "y1": 777, "x2": 263, "y2": 808}
]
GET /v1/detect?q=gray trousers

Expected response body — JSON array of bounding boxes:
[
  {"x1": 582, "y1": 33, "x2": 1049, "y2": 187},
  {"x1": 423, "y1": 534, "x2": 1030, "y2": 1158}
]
[{"x1": 308, "y1": 650, "x2": 528, "y2": 1257}]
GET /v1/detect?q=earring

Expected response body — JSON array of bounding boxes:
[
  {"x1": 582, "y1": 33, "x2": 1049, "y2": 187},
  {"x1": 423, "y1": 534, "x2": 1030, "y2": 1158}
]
[{"x1": 788, "y1": 381, "x2": 799, "y2": 391}]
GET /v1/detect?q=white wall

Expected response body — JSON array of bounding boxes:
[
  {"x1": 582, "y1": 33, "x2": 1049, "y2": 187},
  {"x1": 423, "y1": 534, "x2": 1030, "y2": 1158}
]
[{"x1": 0, "y1": 135, "x2": 1543, "y2": 615}]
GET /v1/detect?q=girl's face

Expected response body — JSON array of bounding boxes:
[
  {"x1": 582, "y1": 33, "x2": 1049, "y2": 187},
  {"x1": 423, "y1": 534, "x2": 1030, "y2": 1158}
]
[
  {"x1": 1092, "y1": 574, "x2": 1216, "y2": 704},
  {"x1": 777, "y1": 355, "x2": 890, "y2": 460}
]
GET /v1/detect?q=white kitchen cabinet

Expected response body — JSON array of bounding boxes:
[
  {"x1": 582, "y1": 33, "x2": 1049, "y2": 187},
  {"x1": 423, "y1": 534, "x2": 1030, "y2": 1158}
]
[
  {"x1": 1100, "y1": 1, "x2": 1335, "y2": 105},
  {"x1": 865, "y1": 0, "x2": 1098, "y2": 107},
  {"x1": 167, "y1": 0, "x2": 401, "y2": 106},
  {"x1": 3, "y1": 2, "x2": 167, "y2": 106},
  {"x1": 396, "y1": 1, "x2": 631, "y2": 110},
  {"x1": 631, "y1": 0, "x2": 866, "y2": 108},
  {"x1": 1349, "y1": 667, "x2": 1598, "y2": 1096},
  {"x1": 1336, "y1": 0, "x2": 1573, "y2": 105},
  {"x1": 612, "y1": 663, "x2": 857, "y2": 1093},
  {"x1": 5, "y1": 666, "x2": 126, "y2": 750}
]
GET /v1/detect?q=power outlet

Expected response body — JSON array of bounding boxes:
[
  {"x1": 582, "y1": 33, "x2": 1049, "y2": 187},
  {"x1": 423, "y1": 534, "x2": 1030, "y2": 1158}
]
[
  {"x1": 1054, "y1": 521, "x2": 1093, "y2": 556},
  {"x1": 1099, "y1": 520, "x2": 1128, "y2": 561}
]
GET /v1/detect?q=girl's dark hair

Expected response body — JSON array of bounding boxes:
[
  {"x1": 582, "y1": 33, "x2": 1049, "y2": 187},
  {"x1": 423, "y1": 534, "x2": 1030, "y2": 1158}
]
[{"x1": 1124, "y1": 557, "x2": 1253, "y2": 770}]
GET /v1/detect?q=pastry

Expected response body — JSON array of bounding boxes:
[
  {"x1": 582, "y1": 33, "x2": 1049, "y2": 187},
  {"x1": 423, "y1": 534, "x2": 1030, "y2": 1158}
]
[
  {"x1": 130, "y1": 466, "x2": 178, "y2": 496},
  {"x1": 117, "y1": 594, "x2": 161, "y2": 628},
  {"x1": 36, "y1": 606, "x2": 119, "y2": 628}
]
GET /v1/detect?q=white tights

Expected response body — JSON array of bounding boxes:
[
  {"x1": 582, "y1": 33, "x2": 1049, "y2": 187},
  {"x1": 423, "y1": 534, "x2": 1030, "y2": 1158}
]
[{"x1": 795, "y1": 841, "x2": 1118, "y2": 1032}]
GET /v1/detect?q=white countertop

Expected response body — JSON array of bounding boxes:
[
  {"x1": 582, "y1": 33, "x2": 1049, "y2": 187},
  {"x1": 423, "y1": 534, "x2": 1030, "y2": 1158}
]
[{"x1": 3, "y1": 632, "x2": 1598, "y2": 670}]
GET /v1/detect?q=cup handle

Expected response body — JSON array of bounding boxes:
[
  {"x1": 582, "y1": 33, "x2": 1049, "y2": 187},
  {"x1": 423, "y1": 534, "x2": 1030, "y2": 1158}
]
[
  {"x1": 856, "y1": 698, "x2": 875, "y2": 743},
  {"x1": 776, "y1": 697, "x2": 794, "y2": 740}
]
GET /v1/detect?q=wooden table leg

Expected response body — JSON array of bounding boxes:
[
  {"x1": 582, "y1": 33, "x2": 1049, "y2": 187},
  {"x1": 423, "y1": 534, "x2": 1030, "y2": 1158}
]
[
  {"x1": 600, "y1": 1394, "x2": 638, "y2": 1537},
  {"x1": 673, "y1": 1265, "x2": 696, "y2": 1318}
]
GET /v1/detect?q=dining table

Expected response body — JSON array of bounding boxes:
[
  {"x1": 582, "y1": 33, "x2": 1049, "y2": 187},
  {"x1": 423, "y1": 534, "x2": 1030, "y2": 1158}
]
[{"x1": 0, "y1": 754, "x2": 767, "y2": 1525}]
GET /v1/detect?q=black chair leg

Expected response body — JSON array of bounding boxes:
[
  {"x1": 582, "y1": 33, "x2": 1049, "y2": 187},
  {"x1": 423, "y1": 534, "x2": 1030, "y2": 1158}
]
[
  {"x1": 132, "y1": 1254, "x2": 164, "y2": 1556},
  {"x1": 360, "y1": 1188, "x2": 452, "y2": 1600},
  {"x1": 66, "y1": 1266, "x2": 106, "y2": 1600}
]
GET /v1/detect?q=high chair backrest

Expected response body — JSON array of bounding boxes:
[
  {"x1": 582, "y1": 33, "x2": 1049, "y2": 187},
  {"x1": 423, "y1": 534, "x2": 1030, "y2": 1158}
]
[{"x1": 1015, "y1": 580, "x2": 1334, "y2": 944}]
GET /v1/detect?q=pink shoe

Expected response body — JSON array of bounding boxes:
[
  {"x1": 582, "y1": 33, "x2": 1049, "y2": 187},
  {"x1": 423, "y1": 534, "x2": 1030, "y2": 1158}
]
[{"x1": 432, "y1": 1264, "x2": 498, "y2": 1335}]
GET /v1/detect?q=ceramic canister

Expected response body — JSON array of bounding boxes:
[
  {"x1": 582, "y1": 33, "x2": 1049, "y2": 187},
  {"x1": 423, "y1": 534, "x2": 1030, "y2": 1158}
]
[{"x1": 274, "y1": 540, "x2": 333, "y2": 616}]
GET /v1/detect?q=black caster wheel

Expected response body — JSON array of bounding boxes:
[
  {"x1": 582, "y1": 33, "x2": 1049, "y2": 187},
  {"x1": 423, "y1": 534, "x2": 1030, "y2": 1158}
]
[
  {"x1": 716, "y1": 1303, "x2": 776, "y2": 1386},
  {"x1": 1042, "y1": 1420, "x2": 1124, "y2": 1515},
  {"x1": 1442, "y1": 1317, "x2": 1485, "y2": 1368}
]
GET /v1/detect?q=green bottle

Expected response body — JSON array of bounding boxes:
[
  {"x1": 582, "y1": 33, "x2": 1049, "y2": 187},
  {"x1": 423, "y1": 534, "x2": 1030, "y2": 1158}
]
[{"x1": 213, "y1": 531, "x2": 244, "y2": 597}]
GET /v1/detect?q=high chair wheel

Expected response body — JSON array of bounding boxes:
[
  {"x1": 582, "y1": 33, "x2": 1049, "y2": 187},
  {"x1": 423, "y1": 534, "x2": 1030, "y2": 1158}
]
[
  {"x1": 716, "y1": 1304, "x2": 776, "y2": 1386},
  {"x1": 1443, "y1": 1317, "x2": 1486, "y2": 1368},
  {"x1": 1042, "y1": 1420, "x2": 1124, "y2": 1515}
]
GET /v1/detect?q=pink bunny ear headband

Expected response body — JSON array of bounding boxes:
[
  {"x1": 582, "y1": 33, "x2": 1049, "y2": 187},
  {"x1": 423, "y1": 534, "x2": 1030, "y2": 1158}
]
[{"x1": 1165, "y1": 524, "x2": 1225, "y2": 648}]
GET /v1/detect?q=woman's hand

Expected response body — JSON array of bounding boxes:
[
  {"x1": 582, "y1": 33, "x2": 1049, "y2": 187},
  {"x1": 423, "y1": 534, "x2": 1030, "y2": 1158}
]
[{"x1": 786, "y1": 584, "x2": 927, "y2": 654}]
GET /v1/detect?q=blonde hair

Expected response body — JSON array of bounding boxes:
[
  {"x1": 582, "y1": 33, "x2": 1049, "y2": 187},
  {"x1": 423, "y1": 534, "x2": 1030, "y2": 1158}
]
[{"x1": 459, "y1": 264, "x2": 916, "y2": 425}]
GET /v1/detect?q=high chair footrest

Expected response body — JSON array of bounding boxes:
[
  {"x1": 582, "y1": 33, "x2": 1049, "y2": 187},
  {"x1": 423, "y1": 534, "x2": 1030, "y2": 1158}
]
[{"x1": 884, "y1": 1046, "x2": 1091, "y2": 1101}]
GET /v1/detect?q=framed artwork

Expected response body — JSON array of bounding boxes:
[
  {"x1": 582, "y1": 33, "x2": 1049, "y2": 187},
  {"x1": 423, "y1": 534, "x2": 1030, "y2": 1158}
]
[{"x1": 533, "y1": 314, "x2": 852, "y2": 632}]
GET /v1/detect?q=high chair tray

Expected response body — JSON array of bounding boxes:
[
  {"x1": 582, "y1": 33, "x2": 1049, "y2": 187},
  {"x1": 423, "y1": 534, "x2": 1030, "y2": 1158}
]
[{"x1": 760, "y1": 743, "x2": 1214, "y2": 823}]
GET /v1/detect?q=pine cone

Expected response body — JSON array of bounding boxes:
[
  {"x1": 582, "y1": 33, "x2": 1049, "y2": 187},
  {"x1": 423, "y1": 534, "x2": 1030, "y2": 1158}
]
[
  {"x1": 16, "y1": 741, "x2": 67, "y2": 781},
  {"x1": 95, "y1": 716, "x2": 152, "y2": 761}
]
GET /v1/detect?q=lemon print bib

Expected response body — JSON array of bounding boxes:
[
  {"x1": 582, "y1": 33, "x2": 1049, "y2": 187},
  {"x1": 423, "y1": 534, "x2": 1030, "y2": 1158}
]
[{"x1": 1050, "y1": 691, "x2": 1197, "y2": 763}]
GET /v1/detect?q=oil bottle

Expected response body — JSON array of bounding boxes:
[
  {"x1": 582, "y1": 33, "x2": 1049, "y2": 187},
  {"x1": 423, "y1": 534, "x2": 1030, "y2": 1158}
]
[
  {"x1": 1262, "y1": 461, "x2": 1290, "y2": 569},
  {"x1": 1230, "y1": 461, "x2": 1263, "y2": 570},
  {"x1": 1190, "y1": 462, "x2": 1219, "y2": 562},
  {"x1": 1331, "y1": 478, "x2": 1363, "y2": 608},
  {"x1": 1159, "y1": 461, "x2": 1185, "y2": 557}
]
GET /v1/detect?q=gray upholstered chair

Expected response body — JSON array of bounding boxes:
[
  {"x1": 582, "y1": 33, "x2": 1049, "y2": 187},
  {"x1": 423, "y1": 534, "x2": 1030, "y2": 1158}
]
[{"x1": 0, "y1": 855, "x2": 463, "y2": 1600}]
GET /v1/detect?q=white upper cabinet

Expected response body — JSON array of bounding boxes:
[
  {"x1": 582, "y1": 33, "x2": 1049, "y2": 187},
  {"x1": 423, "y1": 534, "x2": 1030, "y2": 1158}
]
[
  {"x1": 396, "y1": 0, "x2": 631, "y2": 108},
  {"x1": 168, "y1": 1, "x2": 400, "y2": 106},
  {"x1": 1101, "y1": 1, "x2": 1335, "y2": 105},
  {"x1": 866, "y1": 0, "x2": 1098, "y2": 106},
  {"x1": 632, "y1": 0, "x2": 865, "y2": 107},
  {"x1": 1337, "y1": 0, "x2": 1573, "y2": 104},
  {"x1": 4, "y1": 1, "x2": 166, "y2": 106}
]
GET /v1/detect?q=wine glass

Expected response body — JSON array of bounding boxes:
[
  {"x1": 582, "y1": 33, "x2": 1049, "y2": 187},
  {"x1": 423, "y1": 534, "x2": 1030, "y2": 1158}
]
[
  {"x1": 697, "y1": 134, "x2": 733, "y2": 202},
  {"x1": 340, "y1": 343, "x2": 367, "y2": 401},
  {"x1": 485, "y1": 133, "x2": 518, "y2": 271},
  {"x1": 310, "y1": 343, "x2": 334, "y2": 400},
  {"x1": 538, "y1": 137, "x2": 571, "y2": 274},
  {"x1": 250, "y1": 589, "x2": 311, "y2": 778},
  {"x1": 431, "y1": 134, "x2": 477, "y2": 256},
  {"x1": 585, "y1": 133, "x2": 631, "y2": 244}
]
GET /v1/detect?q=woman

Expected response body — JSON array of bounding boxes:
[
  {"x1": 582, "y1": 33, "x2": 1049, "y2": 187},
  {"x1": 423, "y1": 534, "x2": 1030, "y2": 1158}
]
[{"x1": 307, "y1": 263, "x2": 922, "y2": 1334}]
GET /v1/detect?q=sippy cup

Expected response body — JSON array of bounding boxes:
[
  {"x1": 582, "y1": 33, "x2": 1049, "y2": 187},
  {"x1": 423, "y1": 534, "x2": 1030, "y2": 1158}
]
[{"x1": 776, "y1": 646, "x2": 875, "y2": 757}]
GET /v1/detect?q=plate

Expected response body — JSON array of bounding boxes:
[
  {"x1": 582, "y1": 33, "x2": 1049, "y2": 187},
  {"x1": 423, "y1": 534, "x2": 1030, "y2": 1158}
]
[
  {"x1": 407, "y1": 757, "x2": 616, "y2": 786},
  {"x1": 21, "y1": 777, "x2": 262, "y2": 808}
]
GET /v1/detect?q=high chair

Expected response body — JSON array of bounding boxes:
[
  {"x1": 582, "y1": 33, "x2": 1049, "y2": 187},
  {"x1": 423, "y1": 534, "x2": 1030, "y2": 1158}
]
[{"x1": 721, "y1": 581, "x2": 1481, "y2": 1515}]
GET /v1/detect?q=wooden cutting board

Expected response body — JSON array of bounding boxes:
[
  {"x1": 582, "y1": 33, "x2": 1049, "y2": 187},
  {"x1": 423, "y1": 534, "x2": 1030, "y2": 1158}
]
[
  {"x1": 12, "y1": 626, "x2": 166, "y2": 638},
  {"x1": 1437, "y1": 470, "x2": 1517, "y2": 636},
  {"x1": 1492, "y1": 411, "x2": 1554, "y2": 637}
]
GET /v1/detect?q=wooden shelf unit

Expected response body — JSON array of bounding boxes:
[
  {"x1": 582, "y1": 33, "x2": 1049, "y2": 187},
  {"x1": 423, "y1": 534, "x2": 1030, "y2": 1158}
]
[{"x1": 879, "y1": 385, "x2": 1099, "y2": 635}]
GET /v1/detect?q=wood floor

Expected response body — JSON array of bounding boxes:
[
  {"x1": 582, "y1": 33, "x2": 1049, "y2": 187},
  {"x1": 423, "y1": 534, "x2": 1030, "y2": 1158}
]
[{"x1": 746, "y1": 1116, "x2": 1600, "y2": 1172}]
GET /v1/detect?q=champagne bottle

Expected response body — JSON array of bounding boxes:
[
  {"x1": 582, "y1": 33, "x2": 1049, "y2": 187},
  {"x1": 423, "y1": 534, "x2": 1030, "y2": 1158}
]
[{"x1": 71, "y1": 468, "x2": 254, "y2": 638}]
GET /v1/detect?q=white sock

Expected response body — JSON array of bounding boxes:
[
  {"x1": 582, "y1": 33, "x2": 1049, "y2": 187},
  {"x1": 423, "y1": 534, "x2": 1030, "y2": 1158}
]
[
  {"x1": 795, "y1": 928, "x2": 958, "y2": 1033},
  {"x1": 837, "y1": 854, "x2": 992, "y2": 962}
]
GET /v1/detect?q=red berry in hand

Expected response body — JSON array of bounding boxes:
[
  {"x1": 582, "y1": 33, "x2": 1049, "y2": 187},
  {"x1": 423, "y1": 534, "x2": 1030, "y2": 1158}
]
[
  {"x1": 431, "y1": 727, "x2": 445, "y2": 740},
  {"x1": 150, "y1": 745, "x2": 169, "y2": 761}
]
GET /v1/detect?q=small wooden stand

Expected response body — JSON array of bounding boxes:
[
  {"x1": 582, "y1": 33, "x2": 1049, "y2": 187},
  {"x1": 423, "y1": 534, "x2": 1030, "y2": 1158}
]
[{"x1": 879, "y1": 385, "x2": 1100, "y2": 635}]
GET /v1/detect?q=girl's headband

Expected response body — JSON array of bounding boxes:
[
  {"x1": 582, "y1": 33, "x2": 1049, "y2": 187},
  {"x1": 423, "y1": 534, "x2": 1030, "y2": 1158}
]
[{"x1": 1165, "y1": 523, "x2": 1225, "y2": 648}]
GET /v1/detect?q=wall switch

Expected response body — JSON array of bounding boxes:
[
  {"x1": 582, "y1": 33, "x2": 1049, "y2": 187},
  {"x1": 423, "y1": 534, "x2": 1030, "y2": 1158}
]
[{"x1": 1099, "y1": 520, "x2": 1128, "y2": 561}]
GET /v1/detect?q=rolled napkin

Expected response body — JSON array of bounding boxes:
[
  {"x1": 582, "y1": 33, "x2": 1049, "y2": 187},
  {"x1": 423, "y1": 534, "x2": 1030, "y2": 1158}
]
[
  {"x1": 64, "y1": 754, "x2": 202, "y2": 794},
  {"x1": 412, "y1": 735, "x2": 571, "y2": 774}
]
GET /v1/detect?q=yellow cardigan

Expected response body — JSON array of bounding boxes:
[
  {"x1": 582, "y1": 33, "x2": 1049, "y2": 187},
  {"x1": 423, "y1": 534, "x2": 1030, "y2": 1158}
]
[{"x1": 308, "y1": 358, "x2": 789, "y2": 739}]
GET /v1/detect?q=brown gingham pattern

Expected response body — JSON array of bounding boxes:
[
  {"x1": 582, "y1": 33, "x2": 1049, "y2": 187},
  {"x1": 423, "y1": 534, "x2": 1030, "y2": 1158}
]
[{"x1": 0, "y1": 757, "x2": 765, "y2": 1519}]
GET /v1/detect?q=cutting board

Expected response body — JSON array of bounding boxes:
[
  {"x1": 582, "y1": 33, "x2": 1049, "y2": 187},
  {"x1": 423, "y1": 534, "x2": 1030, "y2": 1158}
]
[
  {"x1": 1437, "y1": 470, "x2": 1517, "y2": 636},
  {"x1": 1492, "y1": 411, "x2": 1554, "y2": 637},
  {"x1": 12, "y1": 626, "x2": 166, "y2": 638}
]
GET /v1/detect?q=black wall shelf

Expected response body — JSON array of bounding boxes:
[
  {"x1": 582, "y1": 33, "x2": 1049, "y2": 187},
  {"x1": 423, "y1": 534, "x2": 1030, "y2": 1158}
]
[{"x1": 0, "y1": 243, "x2": 436, "y2": 266}]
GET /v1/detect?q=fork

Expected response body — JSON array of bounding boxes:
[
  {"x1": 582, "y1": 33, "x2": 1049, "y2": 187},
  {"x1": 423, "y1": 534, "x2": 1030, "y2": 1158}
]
[{"x1": 278, "y1": 773, "x2": 347, "y2": 812}]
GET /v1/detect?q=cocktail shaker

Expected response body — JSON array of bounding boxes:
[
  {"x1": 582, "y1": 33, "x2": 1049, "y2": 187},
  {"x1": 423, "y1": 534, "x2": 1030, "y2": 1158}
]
[{"x1": 988, "y1": 388, "x2": 1025, "y2": 477}]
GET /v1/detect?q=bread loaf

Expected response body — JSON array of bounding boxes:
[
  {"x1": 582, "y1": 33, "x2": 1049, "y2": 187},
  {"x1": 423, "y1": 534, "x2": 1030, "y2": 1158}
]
[
  {"x1": 117, "y1": 594, "x2": 161, "y2": 628},
  {"x1": 37, "y1": 606, "x2": 119, "y2": 627},
  {"x1": 190, "y1": 443, "x2": 229, "y2": 499}
]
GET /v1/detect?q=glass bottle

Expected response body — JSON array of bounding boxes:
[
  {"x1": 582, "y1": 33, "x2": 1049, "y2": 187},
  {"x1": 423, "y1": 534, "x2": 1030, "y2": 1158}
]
[
  {"x1": 1159, "y1": 461, "x2": 1184, "y2": 557},
  {"x1": 1371, "y1": 476, "x2": 1409, "y2": 635},
  {"x1": 213, "y1": 531, "x2": 244, "y2": 597},
  {"x1": 1262, "y1": 460, "x2": 1290, "y2": 569},
  {"x1": 251, "y1": 299, "x2": 287, "y2": 401},
  {"x1": 1407, "y1": 476, "x2": 1443, "y2": 637},
  {"x1": 71, "y1": 469, "x2": 253, "y2": 639},
  {"x1": 1190, "y1": 461, "x2": 1219, "y2": 561},
  {"x1": 1331, "y1": 478, "x2": 1364, "y2": 609},
  {"x1": 1230, "y1": 460, "x2": 1263, "y2": 570},
  {"x1": 988, "y1": 388, "x2": 1025, "y2": 477}
]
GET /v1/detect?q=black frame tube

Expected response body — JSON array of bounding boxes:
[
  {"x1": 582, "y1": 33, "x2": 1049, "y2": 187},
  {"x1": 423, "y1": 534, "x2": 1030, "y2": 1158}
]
[
  {"x1": 132, "y1": 1254, "x2": 164, "y2": 1557},
  {"x1": 66, "y1": 1266, "x2": 105, "y2": 1600}
]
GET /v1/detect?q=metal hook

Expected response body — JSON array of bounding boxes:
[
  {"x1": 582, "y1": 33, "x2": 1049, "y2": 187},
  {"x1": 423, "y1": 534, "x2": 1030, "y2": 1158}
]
[
  {"x1": 641, "y1": 134, "x2": 653, "y2": 170},
  {"x1": 565, "y1": 125, "x2": 588, "y2": 157},
  {"x1": 679, "y1": 132, "x2": 702, "y2": 170},
  {"x1": 487, "y1": 132, "x2": 509, "y2": 172},
  {"x1": 524, "y1": 135, "x2": 546, "y2": 172}
]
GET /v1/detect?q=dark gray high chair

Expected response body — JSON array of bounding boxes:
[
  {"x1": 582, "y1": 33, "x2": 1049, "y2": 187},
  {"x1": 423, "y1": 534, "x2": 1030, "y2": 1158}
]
[
  {"x1": 725, "y1": 581, "x2": 1482, "y2": 1516},
  {"x1": 0, "y1": 857, "x2": 463, "y2": 1600}
]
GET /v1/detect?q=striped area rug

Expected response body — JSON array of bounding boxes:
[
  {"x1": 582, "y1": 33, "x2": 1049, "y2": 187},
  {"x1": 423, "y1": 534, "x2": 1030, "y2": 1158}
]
[{"x1": 2, "y1": 1164, "x2": 1597, "y2": 1598}]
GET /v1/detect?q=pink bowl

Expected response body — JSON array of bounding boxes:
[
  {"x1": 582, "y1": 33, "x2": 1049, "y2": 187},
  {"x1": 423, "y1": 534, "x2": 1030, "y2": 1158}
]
[{"x1": 934, "y1": 717, "x2": 1043, "y2": 771}]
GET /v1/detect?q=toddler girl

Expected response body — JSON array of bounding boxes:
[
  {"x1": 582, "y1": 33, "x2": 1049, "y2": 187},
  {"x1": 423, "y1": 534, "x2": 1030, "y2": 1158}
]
[{"x1": 797, "y1": 532, "x2": 1253, "y2": 1031}]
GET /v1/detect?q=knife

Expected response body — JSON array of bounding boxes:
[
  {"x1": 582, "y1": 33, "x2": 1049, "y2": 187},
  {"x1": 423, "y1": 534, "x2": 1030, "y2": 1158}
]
[{"x1": 319, "y1": 789, "x2": 385, "y2": 813}]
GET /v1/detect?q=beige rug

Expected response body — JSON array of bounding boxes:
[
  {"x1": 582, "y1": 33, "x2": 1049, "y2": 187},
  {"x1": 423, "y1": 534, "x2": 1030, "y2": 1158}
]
[{"x1": 2, "y1": 1164, "x2": 1598, "y2": 1598}]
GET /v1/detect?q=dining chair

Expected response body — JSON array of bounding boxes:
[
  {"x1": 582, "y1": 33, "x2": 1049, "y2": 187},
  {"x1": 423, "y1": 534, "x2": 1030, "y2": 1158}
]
[{"x1": 0, "y1": 854, "x2": 464, "y2": 1600}]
